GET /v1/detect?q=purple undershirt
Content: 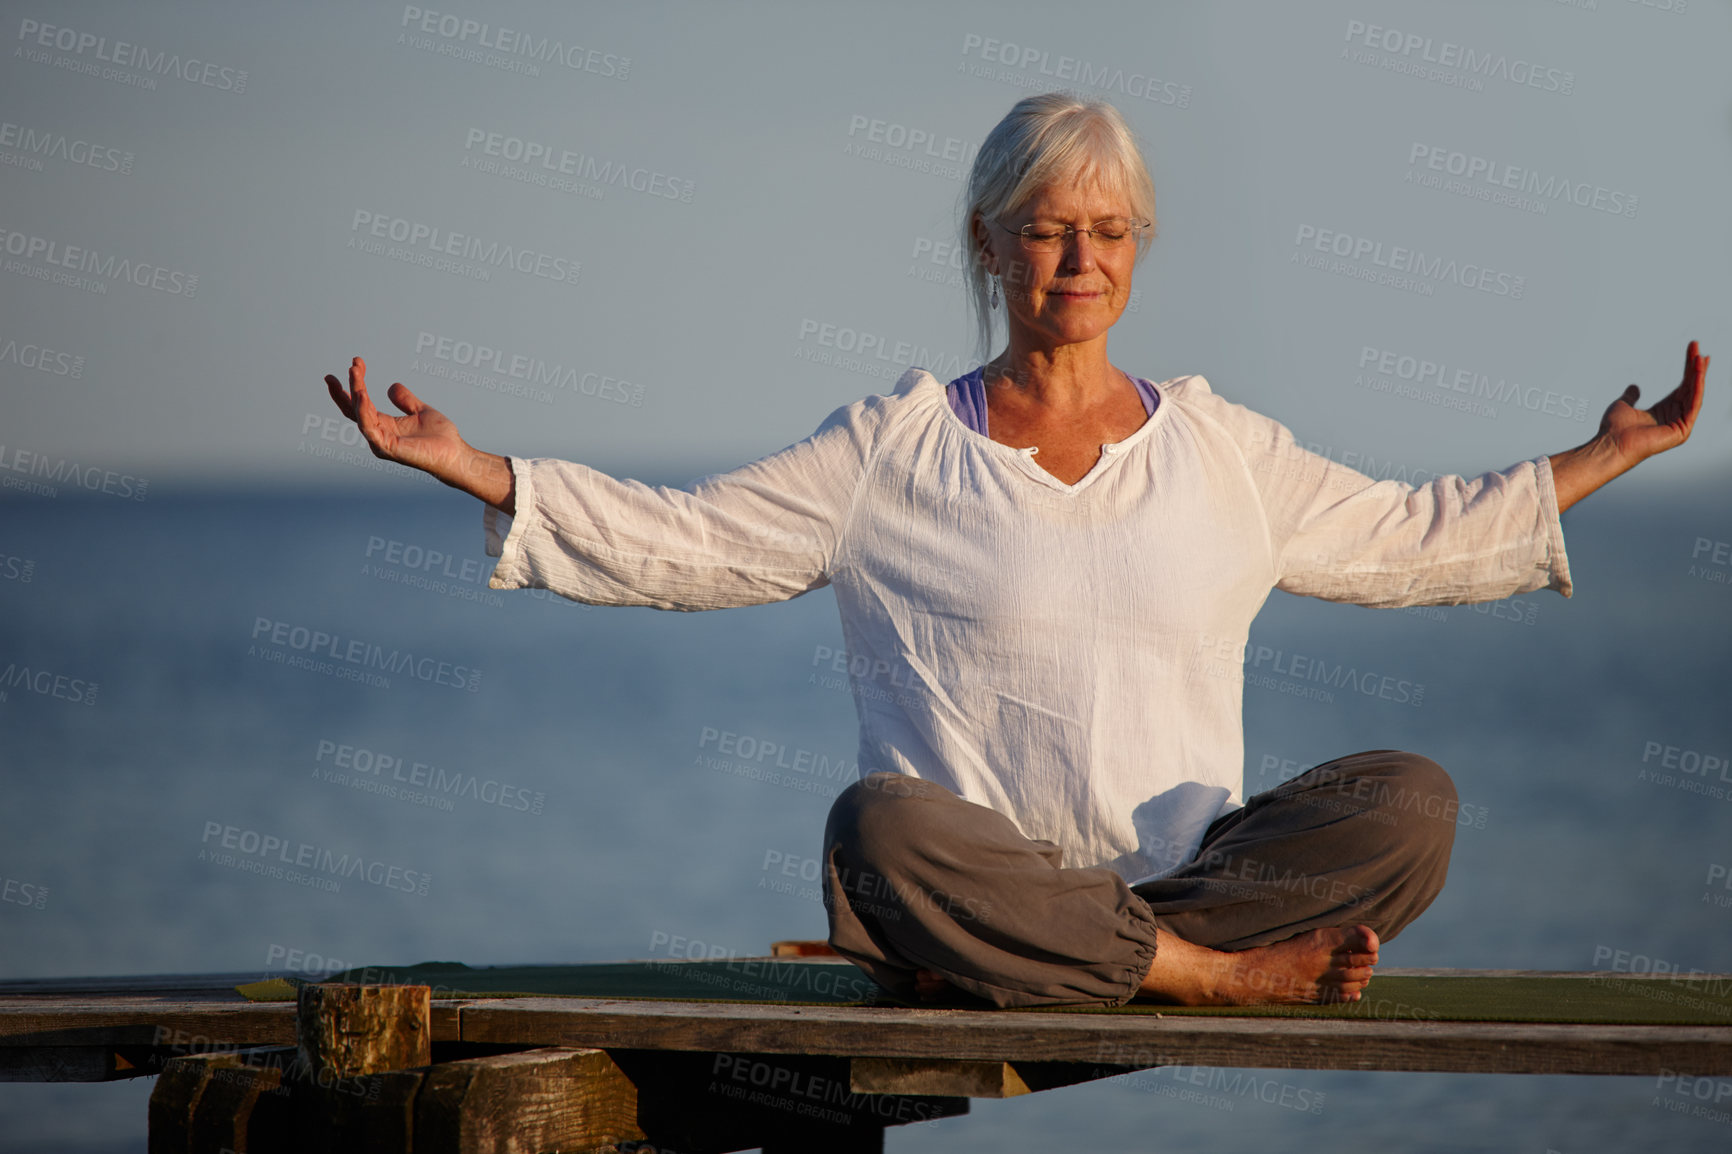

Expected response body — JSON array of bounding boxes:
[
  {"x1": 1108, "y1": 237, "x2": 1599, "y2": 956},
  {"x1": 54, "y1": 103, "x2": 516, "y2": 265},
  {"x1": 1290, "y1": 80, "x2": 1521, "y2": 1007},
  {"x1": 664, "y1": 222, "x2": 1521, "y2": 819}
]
[{"x1": 946, "y1": 366, "x2": 1159, "y2": 436}]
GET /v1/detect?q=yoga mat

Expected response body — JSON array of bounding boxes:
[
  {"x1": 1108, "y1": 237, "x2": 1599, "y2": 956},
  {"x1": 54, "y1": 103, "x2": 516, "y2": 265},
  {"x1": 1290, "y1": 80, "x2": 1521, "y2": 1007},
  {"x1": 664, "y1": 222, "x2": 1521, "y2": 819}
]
[
  {"x1": 235, "y1": 961, "x2": 1732, "y2": 1025},
  {"x1": 236, "y1": 958, "x2": 883, "y2": 1007}
]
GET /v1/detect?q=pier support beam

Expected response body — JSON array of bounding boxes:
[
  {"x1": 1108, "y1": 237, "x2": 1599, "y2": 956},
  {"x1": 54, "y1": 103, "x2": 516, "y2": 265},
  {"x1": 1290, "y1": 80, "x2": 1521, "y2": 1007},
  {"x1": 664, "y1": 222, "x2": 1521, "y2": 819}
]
[
  {"x1": 147, "y1": 1046, "x2": 296, "y2": 1154},
  {"x1": 296, "y1": 982, "x2": 430, "y2": 1153}
]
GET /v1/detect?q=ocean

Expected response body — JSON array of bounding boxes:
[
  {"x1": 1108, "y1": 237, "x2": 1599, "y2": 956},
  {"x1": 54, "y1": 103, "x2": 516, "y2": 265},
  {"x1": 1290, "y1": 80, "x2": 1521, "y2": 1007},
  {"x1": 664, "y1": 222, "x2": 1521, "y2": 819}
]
[{"x1": 2, "y1": 486, "x2": 1730, "y2": 1152}]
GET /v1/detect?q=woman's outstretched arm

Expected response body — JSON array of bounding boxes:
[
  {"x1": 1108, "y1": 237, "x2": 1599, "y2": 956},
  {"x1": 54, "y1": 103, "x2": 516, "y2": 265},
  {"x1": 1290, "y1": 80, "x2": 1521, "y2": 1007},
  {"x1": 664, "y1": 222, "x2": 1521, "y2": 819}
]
[
  {"x1": 324, "y1": 353, "x2": 901, "y2": 612},
  {"x1": 1548, "y1": 339, "x2": 1710, "y2": 513},
  {"x1": 1207, "y1": 338, "x2": 1711, "y2": 608},
  {"x1": 324, "y1": 355, "x2": 516, "y2": 514}
]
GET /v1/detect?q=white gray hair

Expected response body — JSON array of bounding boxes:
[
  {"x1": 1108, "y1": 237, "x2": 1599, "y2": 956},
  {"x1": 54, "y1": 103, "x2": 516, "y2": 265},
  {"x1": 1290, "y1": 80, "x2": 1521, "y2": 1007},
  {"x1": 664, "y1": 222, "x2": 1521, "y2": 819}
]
[{"x1": 958, "y1": 93, "x2": 1157, "y2": 363}]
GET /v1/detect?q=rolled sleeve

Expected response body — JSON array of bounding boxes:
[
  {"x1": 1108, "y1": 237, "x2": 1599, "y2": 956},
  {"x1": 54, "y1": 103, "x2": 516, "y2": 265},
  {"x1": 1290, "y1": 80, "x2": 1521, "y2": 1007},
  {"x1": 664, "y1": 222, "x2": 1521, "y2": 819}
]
[
  {"x1": 483, "y1": 455, "x2": 534, "y2": 575},
  {"x1": 1272, "y1": 453, "x2": 1573, "y2": 606},
  {"x1": 1177, "y1": 377, "x2": 1573, "y2": 608},
  {"x1": 480, "y1": 399, "x2": 884, "y2": 611},
  {"x1": 1531, "y1": 452, "x2": 1574, "y2": 598}
]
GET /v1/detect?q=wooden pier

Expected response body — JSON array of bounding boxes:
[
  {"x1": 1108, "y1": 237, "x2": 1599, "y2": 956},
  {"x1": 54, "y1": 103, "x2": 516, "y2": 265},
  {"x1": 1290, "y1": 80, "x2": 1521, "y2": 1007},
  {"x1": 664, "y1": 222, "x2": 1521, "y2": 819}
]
[{"x1": 4, "y1": 951, "x2": 1731, "y2": 1153}]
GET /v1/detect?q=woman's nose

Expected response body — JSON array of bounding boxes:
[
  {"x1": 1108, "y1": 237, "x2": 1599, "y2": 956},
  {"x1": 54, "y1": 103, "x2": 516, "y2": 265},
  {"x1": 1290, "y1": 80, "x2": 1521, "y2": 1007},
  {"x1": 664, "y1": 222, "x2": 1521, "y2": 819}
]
[{"x1": 1061, "y1": 231, "x2": 1098, "y2": 273}]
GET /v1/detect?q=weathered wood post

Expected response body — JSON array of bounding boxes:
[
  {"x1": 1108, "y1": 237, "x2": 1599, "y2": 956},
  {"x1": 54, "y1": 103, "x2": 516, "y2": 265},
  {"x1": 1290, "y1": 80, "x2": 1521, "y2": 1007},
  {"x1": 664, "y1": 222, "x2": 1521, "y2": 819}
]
[
  {"x1": 147, "y1": 1046, "x2": 297, "y2": 1154},
  {"x1": 413, "y1": 1047, "x2": 646, "y2": 1154},
  {"x1": 295, "y1": 982, "x2": 431, "y2": 1152}
]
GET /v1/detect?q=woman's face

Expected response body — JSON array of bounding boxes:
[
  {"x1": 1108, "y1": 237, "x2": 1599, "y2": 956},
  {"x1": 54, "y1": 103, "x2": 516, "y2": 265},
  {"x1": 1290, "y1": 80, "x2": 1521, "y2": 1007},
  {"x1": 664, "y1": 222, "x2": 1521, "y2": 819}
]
[{"x1": 975, "y1": 180, "x2": 1139, "y2": 356}]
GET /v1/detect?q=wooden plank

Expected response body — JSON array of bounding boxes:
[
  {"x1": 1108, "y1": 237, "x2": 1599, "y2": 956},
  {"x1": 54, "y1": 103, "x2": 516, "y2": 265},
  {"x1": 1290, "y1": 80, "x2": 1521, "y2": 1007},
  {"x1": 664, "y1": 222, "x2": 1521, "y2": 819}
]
[
  {"x1": 0, "y1": 1045, "x2": 144, "y2": 1081},
  {"x1": 848, "y1": 1057, "x2": 1120, "y2": 1098},
  {"x1": 0, "y1": 972, "x2": 294, "y2": 997},
  {"x1": 0, "y1": 996, "x2": 464, "y2": 1053},
  {"x1": 1377, "y1": 969, "x2": 1732, "y2": 980},
  {"x1": 182, "y1": 1053, "x2": 294, "y2": 1154},
  {"x1": 455, "y1": 997, "x2": 1732, "y2": 1076},
  {"x1": 147, "y1": 1047, "x2": 296, "y2": 1154},
  {"x1": 413, "y1": 1047, "x2": 645, "y2": 1154},
  {"x1": 147, "y1": 1052, "x2": 212, "y2": 1153},
  {"x1": 6, "y1": 993, "x2": 1730, "y2": 1081},
  {"x1": 0, "y1": 987, "x2": 463, "y2": 1085},
  {"x1": 6, "y1": 966, "x2": 1732, "y2": 1085},
  {"x1": 0, "y1": 999, "x2": 299, "y2": 1049},
  {"x1": 850, "y1": 1057, "x2": 1033, "y2": 1097}
]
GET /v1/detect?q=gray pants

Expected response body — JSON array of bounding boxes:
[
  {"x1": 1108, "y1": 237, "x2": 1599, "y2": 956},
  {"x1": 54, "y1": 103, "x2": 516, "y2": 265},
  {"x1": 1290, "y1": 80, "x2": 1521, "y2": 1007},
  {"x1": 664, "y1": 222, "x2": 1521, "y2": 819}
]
[{"x1": 821, "y1": 750, "x2": 1457, "y2": 1008}]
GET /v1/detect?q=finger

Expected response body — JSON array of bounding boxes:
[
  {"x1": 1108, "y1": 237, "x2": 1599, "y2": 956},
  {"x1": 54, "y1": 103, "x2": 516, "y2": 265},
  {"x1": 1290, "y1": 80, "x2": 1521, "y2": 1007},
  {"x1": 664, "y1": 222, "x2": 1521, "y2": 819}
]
[
  {"x1": 1651, "y1": 359, "x2": 1704, "y2": 423},
  {"x1": 324, "y1": 374, "x2": 355, "y2": 420},
  {"x1": 1685, "y1": 346, "x2": 1707, "y2": 419},
  {"x1": 1621, "y1": 384, "x2": 1640, "y2": 407},
  {"x1": 344, "y1": 360, "x2": 394, "y2": 450},
  {"x1": 348, "y1": 359, "x2": 390, "y2": 429},
  {"x1": 349, "y1": 357, "x2": 373, "y2": 408},
  {"x1": 387, "y1": 381, "x2": 425, "y2": 415},
  {"x1": 1680, "y1": 341, "x2": 1701, "y2": 391}
]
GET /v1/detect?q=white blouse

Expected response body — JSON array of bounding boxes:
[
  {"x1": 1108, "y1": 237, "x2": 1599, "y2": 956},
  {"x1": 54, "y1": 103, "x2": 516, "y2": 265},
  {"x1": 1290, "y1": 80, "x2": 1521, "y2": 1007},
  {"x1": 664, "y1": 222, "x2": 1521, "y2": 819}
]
[{"x1": 485, "y1": 369, "x2": 1571, "y2": 884}]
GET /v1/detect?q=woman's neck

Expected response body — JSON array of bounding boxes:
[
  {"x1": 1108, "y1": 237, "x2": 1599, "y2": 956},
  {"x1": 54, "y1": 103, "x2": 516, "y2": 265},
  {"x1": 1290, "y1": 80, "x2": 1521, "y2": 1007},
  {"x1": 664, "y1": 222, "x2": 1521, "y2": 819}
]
[{"x1": 983, "y1": 339, "x2": 1125, "y2": 415}]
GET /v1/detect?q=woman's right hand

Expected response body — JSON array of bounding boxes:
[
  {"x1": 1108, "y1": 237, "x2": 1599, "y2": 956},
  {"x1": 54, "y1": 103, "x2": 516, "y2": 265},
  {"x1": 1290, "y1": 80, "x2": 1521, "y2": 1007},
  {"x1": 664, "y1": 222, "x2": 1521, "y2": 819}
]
[{"x1": 324, "y1": 356, "x2": 515, "y2": 512}]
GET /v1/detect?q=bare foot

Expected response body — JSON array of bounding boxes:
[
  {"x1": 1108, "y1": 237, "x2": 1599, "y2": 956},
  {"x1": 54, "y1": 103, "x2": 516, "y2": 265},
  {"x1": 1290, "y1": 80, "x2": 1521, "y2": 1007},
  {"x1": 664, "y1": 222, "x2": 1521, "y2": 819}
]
[{"x1": 1136, "y1": 925, "x2": 1379, "y2": 1006}]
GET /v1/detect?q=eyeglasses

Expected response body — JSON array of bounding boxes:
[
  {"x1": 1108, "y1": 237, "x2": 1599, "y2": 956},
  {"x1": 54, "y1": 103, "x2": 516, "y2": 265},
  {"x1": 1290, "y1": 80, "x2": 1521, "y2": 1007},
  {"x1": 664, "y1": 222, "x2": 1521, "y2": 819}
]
[{"x1": 993, "y1": 217, "x2": 1151, "y2": 253}]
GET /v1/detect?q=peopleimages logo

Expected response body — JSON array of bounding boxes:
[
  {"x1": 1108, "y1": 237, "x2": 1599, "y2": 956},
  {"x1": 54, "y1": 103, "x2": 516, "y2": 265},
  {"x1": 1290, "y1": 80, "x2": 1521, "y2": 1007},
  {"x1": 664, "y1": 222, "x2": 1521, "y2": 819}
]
[
  {"x1": 0, "y1": 660, "x2": 98, "y2": 705},
  {"x1": 348, "y1": 210, "x2": 580, "y2": 285},
  {"x1": 412, "y1": 330, "x2": 644, "y2": 405},
  {"x1": 15, "y1": 18, "x2": 249, "y2": 93},
  {"x1": 0, "y1": 443, "x2": 147, "y2": 499},
  {"x1": 794, "y1": 318, "x2": 969, "y2": 382},
  {"x1": 200, "y1": 822, "x2": 431, "y2": 896},
  {"x1": 1356, "y1": 345, "x2": 1589, "y2": 421},
  {"x1": 1194, "y1": 634, "x2": 1425, "y2": 708},
  {"x1": 1406, "y1": 143, "x2": 1637, "y2": 219},
  {"x1": 313, "y1": 739, "x2": 546, "y2": 816},
  {"x1": 397, "y1": 7, "x2": 630, "y2": 78},
  {"x1": 958, "y1": 33, "x2": 1192, "y2": 107},
  {"x1": 1341, "y1": 19, "x2": 1574, "y2": 95},
  {"x1": 461, "y1": 129, "x2": 692, "y2": 202},
  {"x1": 249, "y1": 617, "x2": 481, "y2": 692},
  {"x1": 1292, "y1": 225, "x2": 1524, "y2": 299},
  {"x1": 0, "y1": 119, "x2": 133, "y2": 175},
  {"x1": 0, "y1": 225, "x2": 198, "y2": 296},
  {"x1": 0, "y1": 334, "x2": 85, "y2": 377}
]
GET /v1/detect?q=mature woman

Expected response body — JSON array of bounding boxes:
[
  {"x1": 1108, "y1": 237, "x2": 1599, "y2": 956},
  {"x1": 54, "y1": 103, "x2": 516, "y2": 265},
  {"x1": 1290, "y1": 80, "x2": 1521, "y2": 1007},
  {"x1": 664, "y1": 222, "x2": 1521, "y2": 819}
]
[{"x1": 326, "y1": 93, "x2": 1708, "y2": 1010}]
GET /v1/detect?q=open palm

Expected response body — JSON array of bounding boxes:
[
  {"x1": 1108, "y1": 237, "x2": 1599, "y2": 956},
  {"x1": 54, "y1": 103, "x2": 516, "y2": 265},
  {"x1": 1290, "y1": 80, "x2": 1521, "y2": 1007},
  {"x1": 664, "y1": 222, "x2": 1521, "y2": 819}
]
[
  {"x1": 323, "y1": 356, "x2": 470, "y2": 481},
  {"x1": 1598, "y1": 340, "x2": 1710, "y2": 467}
]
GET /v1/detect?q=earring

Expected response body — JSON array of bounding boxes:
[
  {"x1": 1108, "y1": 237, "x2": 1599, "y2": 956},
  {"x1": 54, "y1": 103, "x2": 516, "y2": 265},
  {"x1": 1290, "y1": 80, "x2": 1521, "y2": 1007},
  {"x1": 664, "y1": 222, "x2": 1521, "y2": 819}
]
[{"x1": 989, "y1": 276, "x2": 999, "y2": 310}]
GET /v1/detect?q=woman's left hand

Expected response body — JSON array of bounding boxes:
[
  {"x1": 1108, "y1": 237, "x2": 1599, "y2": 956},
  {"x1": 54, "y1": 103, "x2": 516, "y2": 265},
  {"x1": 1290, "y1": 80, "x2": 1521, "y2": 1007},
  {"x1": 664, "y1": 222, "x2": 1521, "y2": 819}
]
[
  {"x1": 1598, "y1": 339, "x2": 1709, "y2": 468},
  {"x1": 1550, "y1": 339, "x2": 1710, "y2": 512}
]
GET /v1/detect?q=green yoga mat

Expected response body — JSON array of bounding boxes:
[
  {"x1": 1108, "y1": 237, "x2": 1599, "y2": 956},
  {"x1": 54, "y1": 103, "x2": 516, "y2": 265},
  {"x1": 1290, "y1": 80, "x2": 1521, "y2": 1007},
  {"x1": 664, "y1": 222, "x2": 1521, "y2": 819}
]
[
  {"x1": 236, "y1": 961, "x2": 1732, "y2": 1026},
  {"x1": 236, "y1": 959, "x2": 886, "y2": 1007}
]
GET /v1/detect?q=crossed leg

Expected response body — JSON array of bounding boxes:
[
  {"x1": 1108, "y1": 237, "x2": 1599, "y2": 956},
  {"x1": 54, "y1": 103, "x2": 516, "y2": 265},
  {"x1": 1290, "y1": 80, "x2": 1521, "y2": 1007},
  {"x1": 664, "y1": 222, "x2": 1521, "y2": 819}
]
[
  {"x1": 822, "y1": 751, "x2": 1457, "y2": 1009},
  {"x1": 911, "y1": 924, "x2": 1380, "y2": 1006}
]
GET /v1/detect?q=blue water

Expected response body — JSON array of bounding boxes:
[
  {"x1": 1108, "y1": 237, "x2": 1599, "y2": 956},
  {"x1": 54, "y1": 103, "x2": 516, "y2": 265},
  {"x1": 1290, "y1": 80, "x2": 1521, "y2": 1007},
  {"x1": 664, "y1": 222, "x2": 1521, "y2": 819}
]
[{"x1": 2, "y1": 487, "x2": 1730, "y2": 1151}]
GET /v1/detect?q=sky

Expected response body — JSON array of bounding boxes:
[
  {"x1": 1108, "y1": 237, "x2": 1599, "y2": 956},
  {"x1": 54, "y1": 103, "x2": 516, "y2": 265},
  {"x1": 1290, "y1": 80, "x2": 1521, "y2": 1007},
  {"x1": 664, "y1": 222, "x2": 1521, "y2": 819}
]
[
  {"x1": 1, "y1": 0, "x2": 1726, "y2": 495},
  {"x1": 2, "y1": 6, "x2": 1731, "y2": 1147}
]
